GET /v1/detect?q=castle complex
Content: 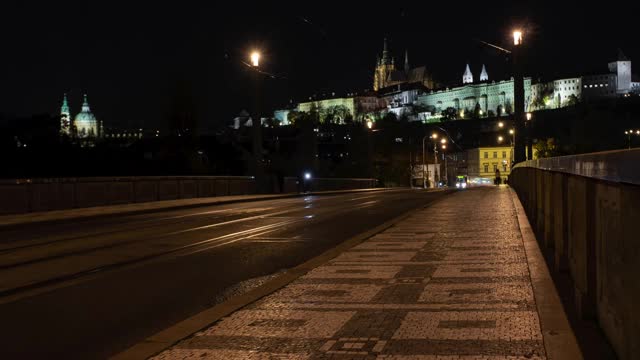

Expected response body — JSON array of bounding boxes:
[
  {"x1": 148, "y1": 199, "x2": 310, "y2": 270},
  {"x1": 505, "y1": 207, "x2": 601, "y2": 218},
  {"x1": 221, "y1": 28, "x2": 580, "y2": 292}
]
[{"x1": 274, "y1": 39, "x2": 639, "y2": 125}]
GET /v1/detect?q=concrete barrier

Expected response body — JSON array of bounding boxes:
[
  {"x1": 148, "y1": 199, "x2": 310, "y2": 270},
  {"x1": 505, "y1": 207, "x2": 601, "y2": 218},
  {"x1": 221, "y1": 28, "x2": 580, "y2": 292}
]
[
  {"x1": 511, "y1": 149, "x2": 640, "y2": 360},
  {"x1": 0, "y1": 176, "x2": 378, "y2": 216}
]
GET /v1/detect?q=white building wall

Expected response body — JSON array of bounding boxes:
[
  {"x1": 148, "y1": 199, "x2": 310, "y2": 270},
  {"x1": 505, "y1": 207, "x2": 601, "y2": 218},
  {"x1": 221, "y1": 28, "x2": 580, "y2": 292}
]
[
  {"x1": 417, "y1": 78, "x2": 531, "y2": 117},
  {"x1": 609, "y1": 60, "x2": 632, "y2": 93},
  {"x1": 552, "y1": 77, "x2": 582, "y2": 107}
]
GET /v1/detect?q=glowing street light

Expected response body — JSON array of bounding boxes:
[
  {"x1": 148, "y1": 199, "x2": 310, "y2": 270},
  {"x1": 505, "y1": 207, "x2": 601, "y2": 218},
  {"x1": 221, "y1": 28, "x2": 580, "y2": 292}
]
[
  {"x1": 498, "y1": 121, "x2": 504, "y2": 128},
  {"x1": 498, "y1": 135, "x2": 504, "y2": 143},
  {"x1": 509, "y1": 129, "x2": 515, "y2": 135},
  {"x1": 367, "y1": 120, "x2": 373, "y2": 129},
  {"x1": 513, "y1": 30, "x2": 523, "y2": 46},
  {"x1": 526, "y1": 112, "x2": 532, "y2": 121},
  {"x1": 431, "y1": 133, "x2": 438, "y2": 139},
  {"x1": 625, "y1": 129, "x2": 640, "y2": 149},
  {"x1": 440, "y1": 138, "x2": 447, "y2": 144},
  {"x1": 250, "y1": 51, "x2": 261, "y2": 67}
]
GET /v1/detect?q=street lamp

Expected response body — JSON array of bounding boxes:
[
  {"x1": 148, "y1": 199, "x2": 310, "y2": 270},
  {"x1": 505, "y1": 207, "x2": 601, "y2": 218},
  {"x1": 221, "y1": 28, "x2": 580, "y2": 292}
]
[
  {"x1": 250, "y1": 51, "x2": 260, "y2": 67},
  {"x1": 625, "y1": 129, "x2": 640, "y2": 149},
  {"x1": 421, "y1": 133, "x2": 441, "y2": 189},
  {"x1": 509, "y1": 129, "x2": 515, "y2": 165},
  {"x1": 498, "y1": 121, "x2": 504, "y2": 128},
  {"x1": 525, "y1": 112, "x2": 533, "y2": 160},
  {"x1": 441, "y1": 143, "x2": 448, "y2": 186},
  {"x1": 498, "y1": 135, "x2": 504, "y2": 143},
  {"x1": 512, "y1": 28, "x2": 526, "y2": 163},
  {"x1": 367, "y1": 120, "x2": 373, "y2": 129},
  {"x1": 250, "y1": 50, "x2": 264, "y2": 192},
  {"x1": 513, "y1": 30, "x2": 523, "y2": 46}
]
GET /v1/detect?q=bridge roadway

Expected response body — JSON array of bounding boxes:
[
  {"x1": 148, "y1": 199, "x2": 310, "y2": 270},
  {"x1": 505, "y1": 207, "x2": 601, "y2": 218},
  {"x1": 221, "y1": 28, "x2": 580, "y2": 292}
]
[{"x1": 0, "y1": 188, "x2": 448, "y2": 359}]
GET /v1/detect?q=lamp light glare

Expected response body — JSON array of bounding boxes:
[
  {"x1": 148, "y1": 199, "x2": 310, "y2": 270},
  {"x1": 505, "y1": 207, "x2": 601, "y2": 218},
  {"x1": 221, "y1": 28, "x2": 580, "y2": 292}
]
[
  {"x1": 526, "y1": 112, "x2": 532, "y2": 121},
  {"x1": 250, "y1": 51, "x2": 260, "y2": 67},
  {"x1": 513, "y1": 30, "x2": 523, "y2": 46}
]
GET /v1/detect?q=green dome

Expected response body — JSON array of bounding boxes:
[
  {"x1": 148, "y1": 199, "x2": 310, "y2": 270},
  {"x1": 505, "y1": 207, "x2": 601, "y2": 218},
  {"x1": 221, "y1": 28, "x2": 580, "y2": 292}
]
[{"x1": 74, "y1": 94, "x2": 98, "y2": 137}]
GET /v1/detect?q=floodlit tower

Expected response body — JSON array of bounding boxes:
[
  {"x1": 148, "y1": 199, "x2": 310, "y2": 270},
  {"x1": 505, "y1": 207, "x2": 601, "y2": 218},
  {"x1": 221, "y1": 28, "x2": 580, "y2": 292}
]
[
  {"x1": 480, "y1": 64, "x2": 489, "y2": 81},
  {"x1": 463, "y1": 64, "x2": 474, "y2": 84},
  {"x1": 60, "y1": 93, "x2": 71, "y2": 136}
]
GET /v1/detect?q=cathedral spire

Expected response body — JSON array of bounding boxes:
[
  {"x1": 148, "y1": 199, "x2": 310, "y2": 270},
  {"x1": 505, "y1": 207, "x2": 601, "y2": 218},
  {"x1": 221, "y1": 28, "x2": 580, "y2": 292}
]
[
  {"x1": 404, "y1": 49, "x2": 410, "y2": 73},
  {"x1": 382, "y1": 37, "x2": 390, "y2": 64},
  {"x1": 462, "y1": 64, "x2": 474, "y2": 84},
  {"x1": 480, "y1": 64, "x2": 488, "y2": 81}
]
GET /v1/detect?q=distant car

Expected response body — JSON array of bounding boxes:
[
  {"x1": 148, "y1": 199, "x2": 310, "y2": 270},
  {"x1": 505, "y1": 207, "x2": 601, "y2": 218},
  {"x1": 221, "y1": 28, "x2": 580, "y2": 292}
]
[{"x1": 455, "y1": 175, "x2": 468, "y2": 189}]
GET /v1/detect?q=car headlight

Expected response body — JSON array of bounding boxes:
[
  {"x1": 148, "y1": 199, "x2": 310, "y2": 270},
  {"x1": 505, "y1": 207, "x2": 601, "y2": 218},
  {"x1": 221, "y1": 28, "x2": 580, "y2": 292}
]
[
  {"x1": 462, "y1": 182, "x2": 467, "y2": 188},
  {"x1": 456, "y1": 183, "x2": 460, "y2": 188}
]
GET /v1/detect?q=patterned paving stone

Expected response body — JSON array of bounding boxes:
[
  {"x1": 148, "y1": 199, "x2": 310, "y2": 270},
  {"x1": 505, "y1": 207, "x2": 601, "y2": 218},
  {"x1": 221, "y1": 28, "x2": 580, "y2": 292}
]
[
  {"x1": 332, "y1": 251, "x2": 418, "y2": 263},
  {"x1": 200, "y1": 310, "x2": 355, "y2": 338},
  {"x1": 259, "y1": 284, "x2": 385, "y2": 303},
  {"x1": 303, "y1": 265, "x2": 403, "y2": 279},
  {"x1": 419, "y1": 283, "x2": 534, "y2": 303},
  {"x1": 392, "y1": 311, "x2": 542, "y2": 340},
  {"x1": 151, "y1": 349, "x2": 311, "y2": 359},
  {"x1": 432, "y1": 264, "x2": 528, "y2": 278},
  {"x1": 352, "y1": 242, "x2": 427, "y2": 251},
  {"x1": 152, "y1": 188, "x2": 555, "y2": 360}
]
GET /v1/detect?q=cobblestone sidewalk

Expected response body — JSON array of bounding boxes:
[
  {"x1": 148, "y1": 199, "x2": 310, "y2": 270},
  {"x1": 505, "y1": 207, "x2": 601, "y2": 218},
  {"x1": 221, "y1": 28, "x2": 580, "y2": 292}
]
[{"x1": 152, "y1": 187, "x2": 556, "y2": 359}]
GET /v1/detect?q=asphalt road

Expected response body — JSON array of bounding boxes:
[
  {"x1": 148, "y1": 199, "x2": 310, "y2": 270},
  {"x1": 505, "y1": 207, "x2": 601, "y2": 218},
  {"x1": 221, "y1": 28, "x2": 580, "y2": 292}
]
[{"x1": 0, "y1": 188, "x2": 450, "y2": 359}]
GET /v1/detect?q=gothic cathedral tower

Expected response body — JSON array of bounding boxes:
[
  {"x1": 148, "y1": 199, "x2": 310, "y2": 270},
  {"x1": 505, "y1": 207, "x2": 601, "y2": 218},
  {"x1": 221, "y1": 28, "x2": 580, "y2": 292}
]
[{"x1": 373, "y1": 38, "x2": 396, "y2": 91}]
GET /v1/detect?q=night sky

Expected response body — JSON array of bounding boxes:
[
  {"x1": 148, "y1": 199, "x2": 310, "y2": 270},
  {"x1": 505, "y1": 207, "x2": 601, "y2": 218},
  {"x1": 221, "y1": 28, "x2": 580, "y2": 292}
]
[{"x1": 1, "y1": 1, "x2": 637, "y2": 132}]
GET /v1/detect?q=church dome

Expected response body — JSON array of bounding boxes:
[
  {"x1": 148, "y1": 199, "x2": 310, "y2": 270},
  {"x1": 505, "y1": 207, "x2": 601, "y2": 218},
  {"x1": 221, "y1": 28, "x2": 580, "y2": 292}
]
[{"x1": 74, "y1": 94, "x2": 98, "y2": 137}]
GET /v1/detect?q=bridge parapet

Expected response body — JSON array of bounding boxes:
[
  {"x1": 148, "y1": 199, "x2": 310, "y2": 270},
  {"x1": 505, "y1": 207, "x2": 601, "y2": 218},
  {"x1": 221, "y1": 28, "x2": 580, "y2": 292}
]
[
  {"x1": 0, "y1": 176, "x2": 378, "y2": 215},
  {"x1": 511, "y1": 149, "x2": 640, "y2": 360}
]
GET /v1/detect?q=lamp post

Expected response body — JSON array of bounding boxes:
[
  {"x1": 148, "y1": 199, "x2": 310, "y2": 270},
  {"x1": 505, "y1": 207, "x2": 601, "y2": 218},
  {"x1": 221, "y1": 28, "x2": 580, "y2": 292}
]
[
  {"x1": 625, "y1": 129, "x2": 640, "y2": 149},
  {"x1": 441, "y1": 143, "x2": 448, "y2": 186},
  {"x1": 250, "y1": 50, "x2": 264, "y2": 192},
  {"x1": 432, "y1": 133, "x2": 440, "y2": 186},
  {"x1": 526, "y1": 112, "x2": 533, "y2": 160},
  {"x1": 509, "y1": 128, "x2": 515, "y2": 165},
  {"x1": 422, "y1": 135, "x2": 428, "y2": 189},
  {"x1": 513, "y1": 29, "x2": 526, "y2": 164},
  {"x1": 366, "y1": 119, "x2": 374, "y2": 178}
]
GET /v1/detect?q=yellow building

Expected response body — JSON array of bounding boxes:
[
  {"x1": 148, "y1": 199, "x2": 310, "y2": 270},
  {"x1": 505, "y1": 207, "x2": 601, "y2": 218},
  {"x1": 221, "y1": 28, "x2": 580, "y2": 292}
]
[{"x1": 466, "y1": 146, "x2": 513, "y2": 183}]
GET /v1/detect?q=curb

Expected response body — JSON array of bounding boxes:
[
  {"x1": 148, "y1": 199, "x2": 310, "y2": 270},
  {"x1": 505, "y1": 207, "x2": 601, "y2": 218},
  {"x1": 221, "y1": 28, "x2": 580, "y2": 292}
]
[
  {"x1": 110, "y1": 190, "x2": 454, "y2": 360},
  {"x1": 0, "y1": 188, "x2": 398, "y2": 229},
  {"x1": 509, "y1": 188, "x2": 583, "y2": 360}
]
